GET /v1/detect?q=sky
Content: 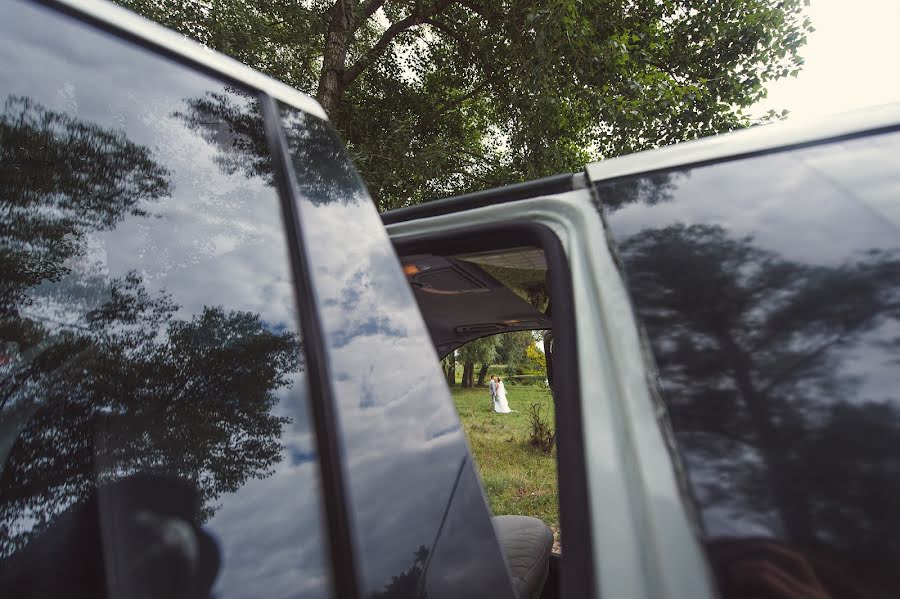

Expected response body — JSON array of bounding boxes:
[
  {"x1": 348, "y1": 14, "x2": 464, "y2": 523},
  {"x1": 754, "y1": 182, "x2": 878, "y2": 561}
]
[{"x1": 750, "y1": 0, "x2": 900, "y2": 120}]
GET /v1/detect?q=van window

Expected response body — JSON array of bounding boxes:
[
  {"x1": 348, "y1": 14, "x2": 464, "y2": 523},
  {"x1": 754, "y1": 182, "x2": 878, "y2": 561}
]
[{"x1": 599, "y1": 131, "x2": 900, "y2": 597}]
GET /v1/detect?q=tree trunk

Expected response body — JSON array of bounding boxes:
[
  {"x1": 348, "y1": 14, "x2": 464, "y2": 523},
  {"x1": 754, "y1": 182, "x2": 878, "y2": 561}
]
[
  {"x1": 462, "y1": 362, "x2": 474, "y2": 388},
  {"x1": 476, "y1": 364, "x2": 489, "y2": 387},
  {"x1": 316, "y1": 0, "x2": 355, "y2": 116},
  {"x1": 445, "y1": 355, "x2": 456, "y2": 386}
]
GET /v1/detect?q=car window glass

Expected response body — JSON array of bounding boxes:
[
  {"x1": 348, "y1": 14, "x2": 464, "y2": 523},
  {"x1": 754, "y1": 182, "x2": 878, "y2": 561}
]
[
  {"x1": 599, "y1": 132, "x2": 900, "y2": 598},
  {"x1": 0, "y1": 2, "x2": 331, "y2": 597}
]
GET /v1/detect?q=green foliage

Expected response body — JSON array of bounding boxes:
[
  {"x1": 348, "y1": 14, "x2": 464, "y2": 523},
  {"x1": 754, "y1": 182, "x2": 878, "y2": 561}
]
[
  {"x1": 495, "y1": 330, "x2": 534, "y2": 374},
  {"x1": 456, "y1": 334, "x2": 500, "y2": 365},
  {"x1": 523, "y1": 343, "x2": 547, "y2": 376},
  {"x1": 114, "y1": 0, "x2": 811, "y2": 210},
  {"x1": 506, "y1": 374, "x2": 544, "y2": 386},
  {"x1": 456, "y1": 335, "x2": 500, "y2": 386}
]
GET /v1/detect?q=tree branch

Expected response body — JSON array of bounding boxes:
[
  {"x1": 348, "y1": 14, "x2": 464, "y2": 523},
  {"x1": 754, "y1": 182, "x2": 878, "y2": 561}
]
[
  {"x1": 435, "y1": 74, "x2": 499, "y2": 115},
  {"x1": 758, "y1": 334, "x2": 849, "y2": 397},
  {"x1": 648, "y1": 60, "x2": 688, "y2": 86},
  {"x1": 457, "y1": 0, "x2": 493, "y2": 19},
  {"x1": 424, "y1": 17, "x2": 468, "y2": 48},
  {"x1": 343, "y1": 0, "x2": 456, "y2": 86},
  {"x1": 359, "y1": 0, "x2": 389, "y2": 21}
]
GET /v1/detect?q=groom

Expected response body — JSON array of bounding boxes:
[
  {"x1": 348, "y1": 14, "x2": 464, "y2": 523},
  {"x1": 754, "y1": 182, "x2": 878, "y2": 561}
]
[{"x1": 488, "y1": 375, "x2": 497, "y2": 409}]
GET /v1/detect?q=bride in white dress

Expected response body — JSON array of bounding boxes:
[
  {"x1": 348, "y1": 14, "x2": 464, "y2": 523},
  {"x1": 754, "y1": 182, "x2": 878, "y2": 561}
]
[{"x1": 494, "y1": 377, "x2": 513, "y2": 413}]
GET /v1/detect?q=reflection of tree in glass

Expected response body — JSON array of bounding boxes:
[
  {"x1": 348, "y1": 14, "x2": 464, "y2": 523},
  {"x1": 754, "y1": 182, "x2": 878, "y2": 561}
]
[
  {"x1": 0, "y1": 96, "x2": 171, "y2": 319},
  {"x1": 280, "y1": 105, "x2": 367, "y2": 207},
  {"x1": 0, "y1": 97, "x2": 301, "y2": 560},
  {"x1": 0, "y1": 273, "x2": 300, "y2": 557},
  {"x1": 370, "y1": 545, "x2": 428, "y2": 599},
  {"x1": 596, "y1": 171, "x2": 679, "y2": 213},
  {"x1": 174, "y1": 90, "x2": 274, "y2": 184},
  {"x1": 173, "y1": 94, "x2": 367, "y2": 206},
  {"x1": 618, "y1": 224, "x2": 900, "y2": 591}
]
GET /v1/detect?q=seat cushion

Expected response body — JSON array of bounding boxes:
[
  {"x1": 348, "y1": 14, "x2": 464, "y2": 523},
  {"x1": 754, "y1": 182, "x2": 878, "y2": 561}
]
[{"x1": 492, "y1": 515, "x2": 554, "y2": 599}]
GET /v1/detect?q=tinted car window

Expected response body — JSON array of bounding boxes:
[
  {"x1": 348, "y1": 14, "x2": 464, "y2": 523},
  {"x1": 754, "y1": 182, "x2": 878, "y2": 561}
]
[
  {"x1": 0, "y1": 2, "x2": 330, "y2": 597},
  {"x1": 599, "y1": 132, "x2": 900, "y2": 597}
]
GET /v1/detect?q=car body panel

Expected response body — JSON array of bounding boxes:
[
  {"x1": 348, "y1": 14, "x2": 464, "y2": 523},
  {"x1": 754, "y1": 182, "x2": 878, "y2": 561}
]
[
  {"x1": 2, "y1": 1, "x2": 514, "y2": 598},
  {"x1": 6, "y1": 0, "x2": 900, "y2": 597},
  {"x1": 598, "y1": 130, "x2": 900, "y2": 597},
  {"x1": 0, "y1": 2, "x2": 334, "y2": 595}
]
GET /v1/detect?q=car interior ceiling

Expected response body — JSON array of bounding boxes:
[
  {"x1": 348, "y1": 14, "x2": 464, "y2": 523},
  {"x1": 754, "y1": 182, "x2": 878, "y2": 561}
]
[
  {"x1": 398, "y1": 245, "x2": 561, "y2": 599},
  {"x1": 399, "y1": 246, "x2": 552, "y2": 358}
]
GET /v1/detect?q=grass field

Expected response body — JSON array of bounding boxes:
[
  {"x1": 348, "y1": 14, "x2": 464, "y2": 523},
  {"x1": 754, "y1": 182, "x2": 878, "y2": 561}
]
[{"x1": 449, "y1": 383, "x2": 561, "y2": 551}]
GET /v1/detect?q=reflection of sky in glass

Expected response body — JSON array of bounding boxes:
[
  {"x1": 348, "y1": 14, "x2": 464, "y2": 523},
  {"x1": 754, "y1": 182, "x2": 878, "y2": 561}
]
[
  {"x1": 607, "y1": 140, "x2": 900, "y2": 267},
  {"x1": 1, "y1": 2, "x2": 329, "y2": 596}
]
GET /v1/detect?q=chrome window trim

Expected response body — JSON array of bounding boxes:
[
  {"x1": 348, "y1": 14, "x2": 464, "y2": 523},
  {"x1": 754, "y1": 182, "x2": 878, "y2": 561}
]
[
  {"x1": 586, "y1": 102, "x2": 900, "y2": 183},
  {"x1": 43, "y1": 0, "x2": 328, "y2": 121}
]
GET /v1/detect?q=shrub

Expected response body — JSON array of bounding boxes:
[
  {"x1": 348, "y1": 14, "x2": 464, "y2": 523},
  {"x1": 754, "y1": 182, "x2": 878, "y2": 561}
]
[{"x1": 527, "y1": 403, "x2": 555, "y2": 454}]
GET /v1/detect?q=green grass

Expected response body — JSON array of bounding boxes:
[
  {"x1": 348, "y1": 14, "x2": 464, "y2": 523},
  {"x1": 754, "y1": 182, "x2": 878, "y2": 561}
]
[{"x1": 450, "y1": 383, "x2": 560, "y2": 549}]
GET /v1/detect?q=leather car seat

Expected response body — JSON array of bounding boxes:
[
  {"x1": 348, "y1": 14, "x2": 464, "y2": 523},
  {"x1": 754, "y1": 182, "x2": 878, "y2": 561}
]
[{"x1": 492, "y1": 515, "x2": 554, "y2": 599}]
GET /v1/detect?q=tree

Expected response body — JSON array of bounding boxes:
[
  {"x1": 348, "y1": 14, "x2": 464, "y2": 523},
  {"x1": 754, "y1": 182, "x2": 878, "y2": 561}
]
[
  {"x1": 523, "y1": 342, "x2": 546, "y2": 376},
  {"x1": 456, "y1": 335, "x2": 499, "y2": 388},
  {"x1": 441, "y1": 350, "x2": 457, "y2": 386},
  {"x1": 494, "y1": 330, "x2": 534, "y2": 376},
  {"x1": 370, "y1": 545, "x2": 429, "y2": 598},
  {"x1": 114, "y1": 0, "x2": 811, "y2": 210},
  {"x1": 173, "y1": 91, "x2": 366, "y2": 209},
  {"x1": 617, "y1": 223, "x2": 900, "y2": 592}
]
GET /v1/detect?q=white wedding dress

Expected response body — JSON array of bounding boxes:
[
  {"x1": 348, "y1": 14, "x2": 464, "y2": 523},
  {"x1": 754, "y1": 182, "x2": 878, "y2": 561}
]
[{"x1": 494, "y1": 382, "x2": 513, "y2": 413}]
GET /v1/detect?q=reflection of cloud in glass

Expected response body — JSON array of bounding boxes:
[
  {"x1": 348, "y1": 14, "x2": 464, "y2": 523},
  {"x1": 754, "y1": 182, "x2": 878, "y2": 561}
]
[
  {"x1": 1, "y1": 273, "x2": 299, "y2": 553},
  {"x1": 0, "y1": 95, "x2": 171, "y2": 317},
  {"x1": 209, "y1": 458, "x2": 329, "y2": 598}
]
